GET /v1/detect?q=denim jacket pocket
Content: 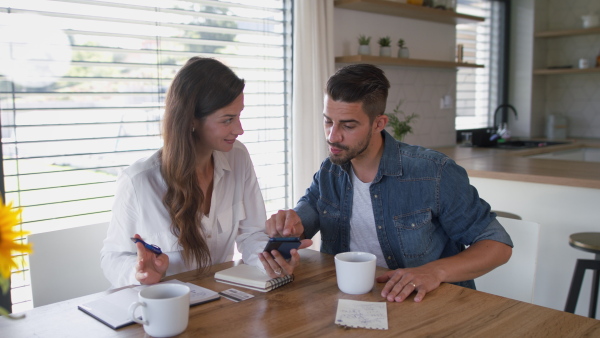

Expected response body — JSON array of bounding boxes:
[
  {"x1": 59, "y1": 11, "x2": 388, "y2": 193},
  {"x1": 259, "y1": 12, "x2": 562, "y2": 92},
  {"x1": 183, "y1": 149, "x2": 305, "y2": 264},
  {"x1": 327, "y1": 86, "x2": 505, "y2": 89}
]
[
  {"x1": 316, "y1": 198, "x2": 341, "y2": 243},
  {"x1": 393, "y1": 209, "x2": 435, "y2": 258}
]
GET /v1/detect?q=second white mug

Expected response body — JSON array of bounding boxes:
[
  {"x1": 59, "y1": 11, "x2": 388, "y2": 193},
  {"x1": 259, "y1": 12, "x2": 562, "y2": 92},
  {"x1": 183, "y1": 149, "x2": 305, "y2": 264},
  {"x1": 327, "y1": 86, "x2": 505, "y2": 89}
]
[{"x1": 335, "y1": 252, "x2": 377, "y2": 294}]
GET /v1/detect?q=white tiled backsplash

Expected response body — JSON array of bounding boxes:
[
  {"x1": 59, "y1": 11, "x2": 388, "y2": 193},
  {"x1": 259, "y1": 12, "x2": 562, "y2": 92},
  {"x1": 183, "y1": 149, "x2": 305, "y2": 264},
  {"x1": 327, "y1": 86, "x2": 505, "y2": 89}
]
[
  {"x1": 382, "y1": 66, "x2": 456, "y2": 147},
  {"x1": 334, "y1": 8, "x2": 457, "y2": 148},
  {"x1": 539, "y1": 0, "x2": 600, "y2": 139}
]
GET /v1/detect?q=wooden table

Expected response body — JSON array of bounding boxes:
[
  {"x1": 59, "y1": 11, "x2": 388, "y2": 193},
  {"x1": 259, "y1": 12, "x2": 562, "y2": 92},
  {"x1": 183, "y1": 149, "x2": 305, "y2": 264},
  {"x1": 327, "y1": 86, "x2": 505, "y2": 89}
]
[{"x1": 2, "y1": 249, "x2": 599, "y2": 337}]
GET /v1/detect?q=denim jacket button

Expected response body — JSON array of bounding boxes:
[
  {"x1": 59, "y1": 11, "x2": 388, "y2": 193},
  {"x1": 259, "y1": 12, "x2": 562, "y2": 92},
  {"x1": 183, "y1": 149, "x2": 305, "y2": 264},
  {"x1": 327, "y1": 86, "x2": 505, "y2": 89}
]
[
  {"x1": 374, "y1": 194, "x2": 378, "y2": 198},
  {"x1": 323, "y1": 210, "x2": 327, "y2": 214},
  {"x1": 411, "y1": 223, "x2": 416, "y2": 227},
  {"x1": 387, "y1": 256, "x2": 392, "y2": 260},
  {"x1": 378, "y1": 226, "x2": 382, "y2": 229}
]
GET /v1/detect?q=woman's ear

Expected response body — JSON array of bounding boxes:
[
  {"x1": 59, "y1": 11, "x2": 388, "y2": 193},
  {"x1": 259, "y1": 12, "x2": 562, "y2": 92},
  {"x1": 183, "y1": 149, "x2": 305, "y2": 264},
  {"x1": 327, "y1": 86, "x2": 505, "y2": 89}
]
[{"x1": 191, "y1": 118, "x2": 200, "y2": 133}]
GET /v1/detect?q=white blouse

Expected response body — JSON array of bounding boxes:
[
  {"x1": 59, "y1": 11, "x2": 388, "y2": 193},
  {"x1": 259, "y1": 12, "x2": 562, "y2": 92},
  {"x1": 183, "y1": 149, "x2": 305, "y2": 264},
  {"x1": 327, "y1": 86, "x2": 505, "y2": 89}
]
[{"x1": 100, "y1": 141, "x2": 269, "y2": 288}]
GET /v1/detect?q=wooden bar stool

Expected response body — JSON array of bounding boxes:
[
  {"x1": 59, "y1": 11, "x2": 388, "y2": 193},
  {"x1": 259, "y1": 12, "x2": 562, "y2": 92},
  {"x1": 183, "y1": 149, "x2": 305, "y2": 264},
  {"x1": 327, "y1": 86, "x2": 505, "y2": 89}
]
[
  {"x1": 564, "y1": 232, "x2": 600, "y2": 318},
  {"x1": 492, "y1": 210, "x2": 522, "y2": 220}
]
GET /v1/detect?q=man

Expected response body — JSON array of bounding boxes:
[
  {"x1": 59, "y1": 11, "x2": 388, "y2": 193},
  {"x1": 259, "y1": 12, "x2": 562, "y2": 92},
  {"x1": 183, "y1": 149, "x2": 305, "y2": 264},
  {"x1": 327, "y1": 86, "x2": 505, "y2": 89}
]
[{"x1": 266, "y1": 64, "x2": 512, "y2": 303}]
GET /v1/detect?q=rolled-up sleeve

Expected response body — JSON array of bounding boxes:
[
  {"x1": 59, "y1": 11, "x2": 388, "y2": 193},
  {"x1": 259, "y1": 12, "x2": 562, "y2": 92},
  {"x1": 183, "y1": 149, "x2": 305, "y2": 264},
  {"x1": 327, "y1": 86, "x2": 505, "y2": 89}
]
[{"x1": 438, "y1": 158, "x2": 513, "y2": 248}]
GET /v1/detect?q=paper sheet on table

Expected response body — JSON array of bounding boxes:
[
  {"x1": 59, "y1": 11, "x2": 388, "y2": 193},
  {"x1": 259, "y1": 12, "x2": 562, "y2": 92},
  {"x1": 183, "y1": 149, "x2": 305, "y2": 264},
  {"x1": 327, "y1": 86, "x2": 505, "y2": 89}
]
[{"x1": 334, "y1": 299, "x2": 388, "y2": 330}]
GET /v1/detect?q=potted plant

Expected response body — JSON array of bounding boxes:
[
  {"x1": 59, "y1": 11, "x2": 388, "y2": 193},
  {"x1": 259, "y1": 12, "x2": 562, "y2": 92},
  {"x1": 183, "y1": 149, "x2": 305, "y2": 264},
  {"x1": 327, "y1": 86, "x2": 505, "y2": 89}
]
[
  {"x1": 397, "y1": 39, "x2": 409, "y2": 58},
  {"x1": 385, "y1": 101, "x2": 419, "y2": 142},
  {"x1": 378, "y1": 36, "x2": 392, "y2": 57},
  {"x1": 357, "y1": 35, "x2": 371, "y2": 55}
]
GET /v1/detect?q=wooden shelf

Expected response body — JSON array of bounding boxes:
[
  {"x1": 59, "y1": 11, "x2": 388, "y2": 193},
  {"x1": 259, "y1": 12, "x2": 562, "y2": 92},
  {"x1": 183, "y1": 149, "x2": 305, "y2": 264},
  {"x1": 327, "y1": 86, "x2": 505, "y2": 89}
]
[
  {"x1": 334, "y1": 0, "x2": 484, "y2": 25},
  {"x1": 335, "y1": 55, "x2": 484, "y2": 69},
  {"x1": 535, "y1": 26, "x2": 600, "y2": 38},
  {"x1": 533, "y1": 67, "x2": 600, "y2": 75}
]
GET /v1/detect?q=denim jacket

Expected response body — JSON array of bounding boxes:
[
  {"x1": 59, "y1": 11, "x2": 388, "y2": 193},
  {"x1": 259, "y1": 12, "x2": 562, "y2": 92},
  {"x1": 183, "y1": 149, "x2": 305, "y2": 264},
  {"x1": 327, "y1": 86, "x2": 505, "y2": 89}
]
[{"x1": 295, "y1": 130, "x2": 513, "y2": 289}]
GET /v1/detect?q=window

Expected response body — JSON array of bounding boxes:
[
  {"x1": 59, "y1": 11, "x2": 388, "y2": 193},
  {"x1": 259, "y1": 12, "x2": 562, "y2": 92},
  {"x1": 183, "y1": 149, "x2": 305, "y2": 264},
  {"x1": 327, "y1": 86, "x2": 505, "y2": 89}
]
[
  {"x1": 0, "y1": 0, "x2": 292, "y2": 312},
  {"x1": 455, "y1": 0, "x2": 502, "y2": 130}
]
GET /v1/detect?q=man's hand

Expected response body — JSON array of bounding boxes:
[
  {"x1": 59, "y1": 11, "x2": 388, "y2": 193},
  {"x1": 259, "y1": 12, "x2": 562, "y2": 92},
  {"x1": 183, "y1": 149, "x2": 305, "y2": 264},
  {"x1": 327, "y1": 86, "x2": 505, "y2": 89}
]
[
  {"x1": 133, "y1": 233, "x2": 169, "y2": 285},
  {"x1": 375, "y1": 240, "x2": 511, "y2": 303},
  {"x1": 258, "y1": 244, "x2": 308, "y2": 279},
  {"x1": 376, "y1": 266, "x2": 443, "y2": 303},
  {"x1": 262, "y1": 210, "x2": 312, "y2": 278},
  {"x1": 265, "y1": 209, "x2": 305, "y2": 238}
]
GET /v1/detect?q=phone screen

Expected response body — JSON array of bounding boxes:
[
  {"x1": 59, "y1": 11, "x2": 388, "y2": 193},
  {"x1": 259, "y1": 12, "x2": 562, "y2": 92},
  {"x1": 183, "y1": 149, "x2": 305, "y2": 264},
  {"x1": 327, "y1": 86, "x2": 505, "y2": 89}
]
[{"x1": 263, "y1": 237, "x2": 301, "y2": 260}]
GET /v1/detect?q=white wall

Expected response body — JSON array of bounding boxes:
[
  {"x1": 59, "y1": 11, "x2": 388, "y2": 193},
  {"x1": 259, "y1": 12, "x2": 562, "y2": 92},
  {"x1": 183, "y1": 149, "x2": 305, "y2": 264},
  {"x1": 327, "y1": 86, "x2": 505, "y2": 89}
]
[
  {"x1": 334, "y1": 8, "x2": 458, "y2": 148},
  {"x1": 471, "y1": 177, "x2": 600, "y2": 318}
]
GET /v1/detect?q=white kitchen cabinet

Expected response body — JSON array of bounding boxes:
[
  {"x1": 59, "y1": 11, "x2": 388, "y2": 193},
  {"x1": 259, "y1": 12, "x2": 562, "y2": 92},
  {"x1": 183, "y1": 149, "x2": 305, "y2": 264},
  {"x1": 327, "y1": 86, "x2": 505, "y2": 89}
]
[{"x1": 471, "y1": 176, "x2": 600, "y2": 318}]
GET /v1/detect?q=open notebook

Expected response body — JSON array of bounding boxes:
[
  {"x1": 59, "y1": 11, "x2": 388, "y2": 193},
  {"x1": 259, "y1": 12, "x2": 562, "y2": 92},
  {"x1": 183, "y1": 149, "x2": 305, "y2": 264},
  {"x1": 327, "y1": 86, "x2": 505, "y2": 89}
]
[
  {"x1": 78, "y1": 280, "x2": 220, "y2": 330},
  {"x1": 214, "y1": 264, "x2": 294, "y2": 292}
]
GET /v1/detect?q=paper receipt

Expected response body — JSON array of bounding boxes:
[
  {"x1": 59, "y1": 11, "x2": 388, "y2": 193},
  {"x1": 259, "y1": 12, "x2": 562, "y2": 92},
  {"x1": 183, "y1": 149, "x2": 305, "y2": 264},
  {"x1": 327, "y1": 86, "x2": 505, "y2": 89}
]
[{"x1": 335, "y1": 299, "x2": 388, "y2": 330}]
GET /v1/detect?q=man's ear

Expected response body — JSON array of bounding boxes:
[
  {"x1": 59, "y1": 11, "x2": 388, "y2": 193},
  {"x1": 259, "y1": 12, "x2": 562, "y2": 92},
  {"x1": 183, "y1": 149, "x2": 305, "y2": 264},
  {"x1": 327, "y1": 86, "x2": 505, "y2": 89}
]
[{"x1": 375, "y1": 114, "x2": 388, "y2": 131}]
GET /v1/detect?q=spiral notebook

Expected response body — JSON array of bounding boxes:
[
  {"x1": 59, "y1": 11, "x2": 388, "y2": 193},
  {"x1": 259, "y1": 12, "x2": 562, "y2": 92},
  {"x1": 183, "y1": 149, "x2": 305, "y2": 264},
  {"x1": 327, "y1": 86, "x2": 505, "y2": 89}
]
[
  {"x1": 78, "y1": 280, "x2": 220, "y2": 330},
  {"x1": 214, "y1": 264, "x2": 294, "y2": 292}
]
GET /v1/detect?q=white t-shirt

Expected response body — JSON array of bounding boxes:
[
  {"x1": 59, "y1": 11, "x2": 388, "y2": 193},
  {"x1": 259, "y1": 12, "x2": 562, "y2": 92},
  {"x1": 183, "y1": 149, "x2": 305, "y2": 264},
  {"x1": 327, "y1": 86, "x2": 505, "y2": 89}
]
[
  {"x1": 100, "y1": 141, "x2": 269, "y2": 288},
  {"x1": 349, "y1": 167, "x2": 387, "y2": 268}
]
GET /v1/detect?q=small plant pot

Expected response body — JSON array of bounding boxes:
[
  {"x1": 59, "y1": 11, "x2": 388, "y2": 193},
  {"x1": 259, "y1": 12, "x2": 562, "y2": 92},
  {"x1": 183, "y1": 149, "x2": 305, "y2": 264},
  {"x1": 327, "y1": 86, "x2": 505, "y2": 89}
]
[
  {"x1": 398, "y1": 47, "x2": 409, "y2": 58},
  {"x1": 358, "y1": 45, "x2": 371, "y2": 55},
  {"x1": 379, "y1": 46, "x2": 392, "y2": 57}
]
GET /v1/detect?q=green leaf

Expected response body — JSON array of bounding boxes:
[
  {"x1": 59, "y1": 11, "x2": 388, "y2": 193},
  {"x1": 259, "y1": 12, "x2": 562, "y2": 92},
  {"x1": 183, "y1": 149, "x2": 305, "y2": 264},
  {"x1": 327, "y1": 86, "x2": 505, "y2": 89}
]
[
  {"x1": 0, "y1": 276, "x2": 8, "y2": 294},
  {"x1": 0, "y1": 306, "x2": 26, "y2": 319},
  {"x1": 378, "y1": 36, "x2": 391, "y2": 47},
  {"x1": 385, "y1": 101, "x2": 419, "y2": 141},
  {"x1": 358, "y1": 35, "x2": 371, "y2": 45}
]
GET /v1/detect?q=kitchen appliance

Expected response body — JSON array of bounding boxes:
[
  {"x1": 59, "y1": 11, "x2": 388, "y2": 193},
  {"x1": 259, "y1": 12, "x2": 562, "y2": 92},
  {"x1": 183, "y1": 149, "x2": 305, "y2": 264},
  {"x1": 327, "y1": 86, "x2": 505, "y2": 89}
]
[
  {"x1": 456, "y1": 128, "x2": 497, "y2": 147},
  {"x1": 546, "y1": 114, "x2": 568, "y2": 140}
]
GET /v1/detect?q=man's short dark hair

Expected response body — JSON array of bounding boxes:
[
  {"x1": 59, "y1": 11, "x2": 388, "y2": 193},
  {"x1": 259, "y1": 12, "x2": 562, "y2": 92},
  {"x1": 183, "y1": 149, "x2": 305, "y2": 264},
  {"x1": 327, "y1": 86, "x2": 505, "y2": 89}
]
[{"x1": 326, "y1": 64, "x2": 390, "y2": 122}]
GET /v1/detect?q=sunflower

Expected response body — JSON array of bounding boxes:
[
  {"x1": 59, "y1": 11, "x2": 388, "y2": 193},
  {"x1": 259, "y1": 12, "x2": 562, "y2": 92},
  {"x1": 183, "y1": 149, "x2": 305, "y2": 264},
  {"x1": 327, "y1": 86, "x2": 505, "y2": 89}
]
[{"x1": 0, "y1": 202, "x2": 31, "y2": 280}]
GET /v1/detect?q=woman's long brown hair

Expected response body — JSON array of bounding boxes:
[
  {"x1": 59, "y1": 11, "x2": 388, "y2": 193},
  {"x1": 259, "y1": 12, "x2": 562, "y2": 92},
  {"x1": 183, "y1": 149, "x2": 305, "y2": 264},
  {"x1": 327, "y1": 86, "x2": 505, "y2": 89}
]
[{"x1": 160, "y1": 57, "x2": 245, "y2": 271}]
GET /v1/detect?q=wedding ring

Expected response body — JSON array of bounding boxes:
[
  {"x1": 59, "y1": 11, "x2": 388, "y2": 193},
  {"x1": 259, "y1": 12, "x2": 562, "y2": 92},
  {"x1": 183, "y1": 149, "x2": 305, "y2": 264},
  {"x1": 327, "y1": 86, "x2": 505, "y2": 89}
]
[
  {"x1": 409, "y1": 282, "x2": 416, "y2": 288},
  {"x1": 274, "y1": 268, "x2": 282, "y2": 275}
]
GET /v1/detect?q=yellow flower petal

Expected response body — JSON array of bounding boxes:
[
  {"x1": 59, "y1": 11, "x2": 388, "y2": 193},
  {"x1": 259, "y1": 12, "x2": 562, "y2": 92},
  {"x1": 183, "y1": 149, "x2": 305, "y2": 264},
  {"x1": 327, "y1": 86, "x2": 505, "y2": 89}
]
[{"x1": 0, "y1": 202, "x2": 32, "y2": 280}]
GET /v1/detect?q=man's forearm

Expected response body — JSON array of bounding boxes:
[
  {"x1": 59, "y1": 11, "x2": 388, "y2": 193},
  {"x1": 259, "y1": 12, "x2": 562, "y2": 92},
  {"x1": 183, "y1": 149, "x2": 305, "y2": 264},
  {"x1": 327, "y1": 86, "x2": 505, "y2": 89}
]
[{"x1": 424, "y1": 240, "x2": 512, "y2": 283}]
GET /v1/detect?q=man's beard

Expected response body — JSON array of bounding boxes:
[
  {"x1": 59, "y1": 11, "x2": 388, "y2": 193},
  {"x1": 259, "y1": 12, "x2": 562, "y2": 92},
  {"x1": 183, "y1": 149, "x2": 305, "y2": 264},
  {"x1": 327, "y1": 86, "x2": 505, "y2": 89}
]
[{"x1": 327, "y1": 129, "x2": 372, "y2": 165}]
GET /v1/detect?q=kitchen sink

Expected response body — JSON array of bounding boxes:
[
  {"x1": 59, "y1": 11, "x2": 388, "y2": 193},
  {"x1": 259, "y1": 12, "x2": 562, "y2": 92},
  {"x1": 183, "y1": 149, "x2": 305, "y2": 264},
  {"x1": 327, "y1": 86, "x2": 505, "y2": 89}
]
[{"x1": 483, "y1": 140, "x2": 570, "y2": 150}]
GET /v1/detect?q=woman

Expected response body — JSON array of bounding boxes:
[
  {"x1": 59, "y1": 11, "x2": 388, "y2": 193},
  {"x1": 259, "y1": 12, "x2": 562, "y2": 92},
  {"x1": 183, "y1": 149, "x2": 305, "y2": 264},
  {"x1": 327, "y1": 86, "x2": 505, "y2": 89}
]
[{"x1": 101, "y1": 57, "x2": 310, "y2": 288}]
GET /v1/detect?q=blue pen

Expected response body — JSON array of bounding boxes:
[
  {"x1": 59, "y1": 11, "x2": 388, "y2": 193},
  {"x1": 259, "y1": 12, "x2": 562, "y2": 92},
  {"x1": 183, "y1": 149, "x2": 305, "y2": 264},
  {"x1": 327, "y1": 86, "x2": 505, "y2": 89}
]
[{"x1": 130, "y1": 237, "x2": 162, "y2": 255}]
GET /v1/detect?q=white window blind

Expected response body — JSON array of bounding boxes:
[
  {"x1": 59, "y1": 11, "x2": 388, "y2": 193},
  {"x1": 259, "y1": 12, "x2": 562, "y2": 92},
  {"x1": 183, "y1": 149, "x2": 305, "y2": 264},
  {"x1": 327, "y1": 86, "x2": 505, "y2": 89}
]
[
  {"x1": 0, "y1": 0, "x2": 292, "y2": 312},
  {"x1": 455, "y1": 0, "x2": 501, "y2": 130}
]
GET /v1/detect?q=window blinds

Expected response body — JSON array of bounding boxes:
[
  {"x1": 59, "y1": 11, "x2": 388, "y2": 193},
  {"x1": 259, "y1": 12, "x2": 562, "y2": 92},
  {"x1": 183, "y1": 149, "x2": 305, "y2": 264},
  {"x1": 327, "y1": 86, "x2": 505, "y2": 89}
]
[
  {"x1": 455, "y1": 0, "x2": 501, "y2": 130},
  {"x1": 0, "y1": 0, "x2": 292, "y2": 311}
]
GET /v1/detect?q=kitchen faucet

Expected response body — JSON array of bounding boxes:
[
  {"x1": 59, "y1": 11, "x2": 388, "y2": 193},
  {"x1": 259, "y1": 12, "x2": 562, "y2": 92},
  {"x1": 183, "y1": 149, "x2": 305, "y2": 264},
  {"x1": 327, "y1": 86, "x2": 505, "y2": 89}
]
[{"x1": 491, "y1": 103, "x2": 518, "y2": 140}]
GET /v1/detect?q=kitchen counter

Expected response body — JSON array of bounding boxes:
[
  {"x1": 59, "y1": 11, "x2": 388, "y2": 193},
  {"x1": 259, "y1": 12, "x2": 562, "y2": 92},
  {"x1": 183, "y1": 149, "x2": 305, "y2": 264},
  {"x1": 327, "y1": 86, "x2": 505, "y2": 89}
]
[{"x1": 433, "y1": 139, "x2": 600, "y2": 189}]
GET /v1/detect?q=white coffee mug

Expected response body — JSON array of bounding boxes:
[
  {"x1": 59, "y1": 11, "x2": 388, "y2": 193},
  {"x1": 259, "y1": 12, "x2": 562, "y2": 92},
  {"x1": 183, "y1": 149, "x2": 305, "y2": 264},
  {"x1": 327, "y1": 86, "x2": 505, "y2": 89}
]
[
  {"x1": 335, "y1": 252, "x2": 377, "y2": 294},
  {"x1": 129, "y1": 283, "x2": 190, "y2": 338}
]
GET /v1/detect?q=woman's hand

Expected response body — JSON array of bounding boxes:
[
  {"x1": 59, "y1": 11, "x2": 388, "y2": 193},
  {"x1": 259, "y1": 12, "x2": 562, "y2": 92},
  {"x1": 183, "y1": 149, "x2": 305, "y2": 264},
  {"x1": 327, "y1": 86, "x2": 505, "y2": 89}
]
[
  {"x1": 133, "y1": 233, "x2": 169, "y2": 285},
  {"x1": 258, "y1": 239, "x2": 312, "y2": 278}
]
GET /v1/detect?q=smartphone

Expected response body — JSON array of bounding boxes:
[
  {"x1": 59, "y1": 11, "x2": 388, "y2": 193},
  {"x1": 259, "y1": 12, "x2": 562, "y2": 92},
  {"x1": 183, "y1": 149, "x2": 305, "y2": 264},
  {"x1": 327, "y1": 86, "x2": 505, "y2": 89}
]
[{"x1": 263, "y1": 237, "x2": 301, "y2": 260}]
